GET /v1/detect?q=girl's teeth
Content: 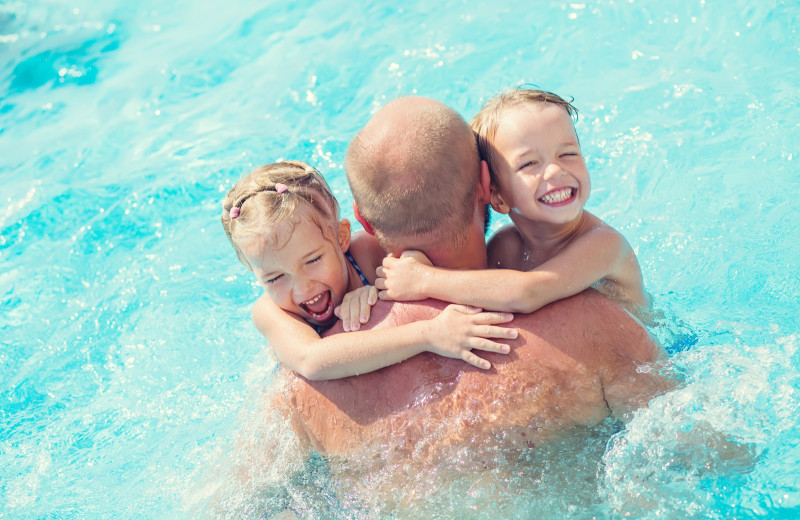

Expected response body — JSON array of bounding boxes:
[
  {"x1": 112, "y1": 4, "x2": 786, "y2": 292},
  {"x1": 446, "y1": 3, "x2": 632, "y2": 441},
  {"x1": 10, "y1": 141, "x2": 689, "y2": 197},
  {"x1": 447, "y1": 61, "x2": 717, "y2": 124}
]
[{"x1": 304, "y1": 294, "x2": 322, "y2": 305}]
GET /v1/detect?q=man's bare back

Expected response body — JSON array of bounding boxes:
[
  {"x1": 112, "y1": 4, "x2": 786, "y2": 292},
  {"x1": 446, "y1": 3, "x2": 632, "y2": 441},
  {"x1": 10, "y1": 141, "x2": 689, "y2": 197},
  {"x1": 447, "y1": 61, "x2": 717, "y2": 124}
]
[{"x1": 279, "y1": 290, "x2": 666, "y2": 476}]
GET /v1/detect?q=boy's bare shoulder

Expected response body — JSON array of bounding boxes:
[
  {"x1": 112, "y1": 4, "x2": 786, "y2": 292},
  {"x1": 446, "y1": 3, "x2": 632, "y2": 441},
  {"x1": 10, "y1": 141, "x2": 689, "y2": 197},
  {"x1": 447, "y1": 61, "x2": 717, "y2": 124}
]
[
  {"x1": 574, "y1": 211, "x2": 626, "y2": 246},
  {"x1": 487, "y1": 225, "x2": 523, "y2": 269}
]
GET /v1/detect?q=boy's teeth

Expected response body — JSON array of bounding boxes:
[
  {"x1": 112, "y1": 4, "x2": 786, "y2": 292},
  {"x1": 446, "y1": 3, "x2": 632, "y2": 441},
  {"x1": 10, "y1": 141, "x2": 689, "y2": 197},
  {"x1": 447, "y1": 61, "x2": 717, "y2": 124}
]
[{"x1": 540, "y1": 188, "x2": 573, "y2": 204}]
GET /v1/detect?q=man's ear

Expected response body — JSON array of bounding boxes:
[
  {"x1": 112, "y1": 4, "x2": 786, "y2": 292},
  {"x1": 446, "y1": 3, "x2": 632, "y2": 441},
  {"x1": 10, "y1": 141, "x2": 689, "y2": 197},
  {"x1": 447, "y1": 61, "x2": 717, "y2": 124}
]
[
  {"x1": 478, "y1": 160, "x2": 492, "y2": 204},
  {"x1": 337, "y1": 219, "x2": 352, "y2": 251},
  {"x1": 352, "y1": 202, "x2": 375, "y2": 235},
  {"x1": 490, "y1": 185, "x2": 511, "y2": 214}
]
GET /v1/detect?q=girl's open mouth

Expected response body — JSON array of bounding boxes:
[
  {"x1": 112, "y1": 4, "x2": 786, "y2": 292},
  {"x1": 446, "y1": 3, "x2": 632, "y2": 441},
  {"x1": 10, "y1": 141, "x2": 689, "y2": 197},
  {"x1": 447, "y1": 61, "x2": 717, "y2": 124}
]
[
  {"x1": 538, "y1": 187, "x2": 576, "y2": 206},
  {"x1": 300, "y1": 291, "x2": 335, "y2": 322}
]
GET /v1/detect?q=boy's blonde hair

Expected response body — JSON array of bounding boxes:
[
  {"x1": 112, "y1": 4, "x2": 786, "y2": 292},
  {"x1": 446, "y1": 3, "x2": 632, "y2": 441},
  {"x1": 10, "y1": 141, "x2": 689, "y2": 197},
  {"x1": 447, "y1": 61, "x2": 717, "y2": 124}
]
[
  {"x1": 221, "y1": 160, "x2": 339, "y2": 267},
  {"x1": 470, "y1": 88, "x2": 578, "y2": 182}
]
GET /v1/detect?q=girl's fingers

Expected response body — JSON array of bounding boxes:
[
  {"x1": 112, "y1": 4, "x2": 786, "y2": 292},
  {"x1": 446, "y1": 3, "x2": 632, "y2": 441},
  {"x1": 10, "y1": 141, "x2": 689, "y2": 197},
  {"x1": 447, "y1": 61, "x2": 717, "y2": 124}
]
[
  {"x1": 348, "y1": 297, "x2": 361, "y2": 331},
  {"x1": 469, "y1": 338, "x2": 511, "y2": 354},
  {"x1": 367, "y1": 286, "x2": 378, "y2": 306},
  {"x1": 475, "y1": 325, "x2": 518, "y2": 340},
  {"x1": 359, "y1": 290, "x2": 372, "y2": 324},
  {"x1": 473, "y1": 311, "x2": 514, "y2": 324},
  {"x1": 461, "y1": 351, "x2": 491, "y2": 370},
  {"x1": 447, "y1": 304, "x2": 483, "y2": 314}
]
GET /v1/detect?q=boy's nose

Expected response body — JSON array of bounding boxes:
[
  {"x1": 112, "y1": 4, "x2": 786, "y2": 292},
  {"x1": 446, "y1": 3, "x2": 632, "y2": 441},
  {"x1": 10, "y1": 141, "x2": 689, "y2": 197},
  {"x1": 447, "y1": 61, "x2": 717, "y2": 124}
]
[{"x1": 542, "y1": 162, "x2": 564, "y2": 181}]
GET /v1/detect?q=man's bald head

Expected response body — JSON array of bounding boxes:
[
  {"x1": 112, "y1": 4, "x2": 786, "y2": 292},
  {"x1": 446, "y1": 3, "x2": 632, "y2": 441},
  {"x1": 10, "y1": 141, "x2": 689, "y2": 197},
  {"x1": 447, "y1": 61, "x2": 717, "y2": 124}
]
[{"x1": 345, "y1": 97, "x2": 481, "y2": 253}]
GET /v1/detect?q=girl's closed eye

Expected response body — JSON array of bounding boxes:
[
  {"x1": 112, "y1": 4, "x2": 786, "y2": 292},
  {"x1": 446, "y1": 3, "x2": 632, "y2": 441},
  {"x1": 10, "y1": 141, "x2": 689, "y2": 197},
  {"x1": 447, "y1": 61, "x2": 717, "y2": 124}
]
[
  {"x1": 266, "y1": 274, "x2": 283, "y2": 285},
  {"x1": 307, "y1": 254, "x2": 323, "y2": 265}
]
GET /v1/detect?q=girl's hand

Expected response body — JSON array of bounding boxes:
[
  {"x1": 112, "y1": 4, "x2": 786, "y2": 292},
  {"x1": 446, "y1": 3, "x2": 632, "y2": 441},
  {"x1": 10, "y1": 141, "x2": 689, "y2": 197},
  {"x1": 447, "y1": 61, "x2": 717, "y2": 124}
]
[
  {"x1": 334, "y1": 285, "x2": 379, "y2": 332},
  {"x1": 425, "y1": 304, "x2": 517, "y2": 369},
  {"x1": 375, "y1": 250, "x2": 434, "y2": 301}
]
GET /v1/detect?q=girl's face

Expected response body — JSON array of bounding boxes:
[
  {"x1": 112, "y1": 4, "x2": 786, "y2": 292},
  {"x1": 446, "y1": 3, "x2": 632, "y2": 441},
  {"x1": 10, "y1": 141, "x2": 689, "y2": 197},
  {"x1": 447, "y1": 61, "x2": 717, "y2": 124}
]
[
  {"x1": 490, "y1": 103, "x2": 590, "y2": 226},
  {"x1": 240, "y1": 209, "x2": 351, "y2": 328}
]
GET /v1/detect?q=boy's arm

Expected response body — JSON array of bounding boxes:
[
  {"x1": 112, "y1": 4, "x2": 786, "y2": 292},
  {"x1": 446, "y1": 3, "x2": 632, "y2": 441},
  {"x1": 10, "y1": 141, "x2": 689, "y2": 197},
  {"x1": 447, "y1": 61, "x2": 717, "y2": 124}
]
[
  {"x1": 376, "y1": 227, "x2": 634, "y2": 314},
  {"x1": 252, "y1": 295, "x2": 516, "y2": 380}
]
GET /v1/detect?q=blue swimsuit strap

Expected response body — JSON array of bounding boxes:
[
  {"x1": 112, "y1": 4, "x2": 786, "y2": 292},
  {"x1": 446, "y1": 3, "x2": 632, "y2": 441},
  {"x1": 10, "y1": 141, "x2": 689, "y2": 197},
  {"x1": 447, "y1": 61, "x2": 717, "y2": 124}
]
[{"x1": 345, "y1": 250, "x2": 369, "y2": 287}]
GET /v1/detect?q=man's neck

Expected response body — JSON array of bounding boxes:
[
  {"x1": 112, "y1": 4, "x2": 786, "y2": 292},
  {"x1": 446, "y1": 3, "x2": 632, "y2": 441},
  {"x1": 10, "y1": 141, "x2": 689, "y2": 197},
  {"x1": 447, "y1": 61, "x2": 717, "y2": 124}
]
[{"x1": 425, "y1": 222, "x2": 488, "y2": 270}]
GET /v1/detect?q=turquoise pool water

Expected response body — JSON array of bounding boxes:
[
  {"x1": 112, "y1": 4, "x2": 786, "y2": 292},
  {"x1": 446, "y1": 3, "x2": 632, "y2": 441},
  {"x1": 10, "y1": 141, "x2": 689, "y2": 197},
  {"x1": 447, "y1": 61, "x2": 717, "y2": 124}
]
[{"x1": 1, "y1": 0, "x2": 798, "y2": 518}]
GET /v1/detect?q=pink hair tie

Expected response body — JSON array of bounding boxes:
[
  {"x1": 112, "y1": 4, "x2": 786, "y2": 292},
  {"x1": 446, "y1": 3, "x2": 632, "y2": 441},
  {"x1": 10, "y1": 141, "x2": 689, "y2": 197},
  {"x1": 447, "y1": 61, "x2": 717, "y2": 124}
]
[
  {"x1": 229, "y1": 207, "x2": 240, "y2": 219},
  {"x1": 275, "y1": 183, "x2": 289, "y2": 194}
]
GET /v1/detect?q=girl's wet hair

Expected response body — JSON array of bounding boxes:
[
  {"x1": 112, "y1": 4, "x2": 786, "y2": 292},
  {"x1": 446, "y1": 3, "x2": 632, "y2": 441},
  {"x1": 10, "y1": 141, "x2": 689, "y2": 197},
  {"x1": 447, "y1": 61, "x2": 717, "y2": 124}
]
[{"x1": 221, "y1": 160, "x2": 339, "y2": 267}]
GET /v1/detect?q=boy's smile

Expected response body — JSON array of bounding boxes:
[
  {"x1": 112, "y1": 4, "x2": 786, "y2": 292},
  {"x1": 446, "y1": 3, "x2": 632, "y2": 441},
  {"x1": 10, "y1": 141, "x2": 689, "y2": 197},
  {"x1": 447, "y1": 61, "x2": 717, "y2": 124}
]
[
  {"x1": 538, "y1": 186, "x2": 577, "y2": 206},
  {"x1": 491, "y1": 103, "x2": 590, "y2": 226},
  {"x1": 240, "y1": 209, "x2": 351, "y2": 327}
]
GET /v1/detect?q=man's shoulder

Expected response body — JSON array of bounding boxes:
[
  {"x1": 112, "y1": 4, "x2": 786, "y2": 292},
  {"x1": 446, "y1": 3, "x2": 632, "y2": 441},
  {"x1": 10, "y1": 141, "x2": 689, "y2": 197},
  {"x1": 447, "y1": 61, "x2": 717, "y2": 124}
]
[
  {"x1": 324, "y1": 290, "x2": 660, "y2": 369},
  {"x1": 379, "y1": 291, "x2": 660, "y2": 364},
  {"x1": 373, "y1": 290, "x2": 645, "y2": 335}
]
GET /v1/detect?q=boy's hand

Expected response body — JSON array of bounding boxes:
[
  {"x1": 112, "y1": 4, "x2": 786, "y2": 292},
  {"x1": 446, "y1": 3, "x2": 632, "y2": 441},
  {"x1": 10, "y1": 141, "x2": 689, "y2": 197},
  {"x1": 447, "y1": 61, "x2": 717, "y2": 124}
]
[
  {"x1": 426, "y1": 304, "x2": 517, "y2": 370},
  {"x1": 334, "y1": 285, "x2": 378, "y2": 332},
  {"x1": 375, "y1": 250, "x2": 434, "y2": 301}
]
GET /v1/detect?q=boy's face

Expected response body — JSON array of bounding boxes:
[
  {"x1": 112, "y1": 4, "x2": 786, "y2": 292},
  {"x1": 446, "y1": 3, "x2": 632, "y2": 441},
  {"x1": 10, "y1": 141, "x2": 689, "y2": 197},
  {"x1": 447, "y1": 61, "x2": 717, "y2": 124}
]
[
  {"x1": 240, "y1": 208, "x2": 351, "y2": 328},
  {"x1": 490, "y1": 103, "x2": 590, "y2": 226}
]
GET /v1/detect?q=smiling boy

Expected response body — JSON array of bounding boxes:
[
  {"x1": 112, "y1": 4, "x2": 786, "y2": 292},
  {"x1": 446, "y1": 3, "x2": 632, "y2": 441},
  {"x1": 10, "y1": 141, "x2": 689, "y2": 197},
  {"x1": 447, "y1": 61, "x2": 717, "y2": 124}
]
[{"x1": 375, "y1": 89, "x2": 651, "y2": 319}]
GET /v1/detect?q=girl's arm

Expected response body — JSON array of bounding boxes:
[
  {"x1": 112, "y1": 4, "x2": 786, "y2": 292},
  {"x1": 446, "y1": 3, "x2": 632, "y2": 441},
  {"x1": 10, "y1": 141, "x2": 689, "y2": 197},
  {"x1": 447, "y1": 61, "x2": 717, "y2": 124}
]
[
  {"x1": 375, "y1": 227, "x2": 643, "y2": 314},
  {"x1": 252, "y1": 295, "x2": 517, "y2": 380}
]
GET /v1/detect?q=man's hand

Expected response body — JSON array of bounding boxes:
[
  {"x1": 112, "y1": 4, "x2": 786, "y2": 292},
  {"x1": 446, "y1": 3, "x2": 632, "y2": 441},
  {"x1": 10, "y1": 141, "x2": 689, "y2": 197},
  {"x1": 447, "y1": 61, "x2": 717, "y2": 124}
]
[
  {"x1": 375, "y1": 250, "x2": 434, "y2": 301},
  {"x1": 424, "y1": 304, "x2": 517, "y2": 370},
  {"x1": 334, "y1": 285, "x2": 379, "y2": 331}
]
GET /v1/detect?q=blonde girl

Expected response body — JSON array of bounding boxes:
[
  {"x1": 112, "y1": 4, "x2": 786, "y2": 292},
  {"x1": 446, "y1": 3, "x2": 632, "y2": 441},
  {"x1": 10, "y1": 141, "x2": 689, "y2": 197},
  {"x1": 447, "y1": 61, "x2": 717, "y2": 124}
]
[{"x1": 221, "y1": 160, "x2": 517, "y2": 380}]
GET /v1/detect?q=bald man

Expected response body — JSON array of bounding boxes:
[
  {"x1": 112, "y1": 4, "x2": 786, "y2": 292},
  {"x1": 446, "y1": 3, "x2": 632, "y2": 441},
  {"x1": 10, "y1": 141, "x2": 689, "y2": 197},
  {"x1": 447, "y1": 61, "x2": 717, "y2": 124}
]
[{"x1": 260, "y1": 97, "x2": 668, "y2": 512}]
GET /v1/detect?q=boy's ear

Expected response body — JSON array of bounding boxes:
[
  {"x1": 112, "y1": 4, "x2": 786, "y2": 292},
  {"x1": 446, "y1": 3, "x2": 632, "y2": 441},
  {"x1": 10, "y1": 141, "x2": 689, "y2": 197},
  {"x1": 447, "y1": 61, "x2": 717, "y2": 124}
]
[
  {"x1": 352, "y1": 202, "x2": 375, "y2": 235},
  {"x1": 477, "y1": 160, "x2": 492, "y2": 204},
  {"x1": 337, "y1": 219, "x2": 352, "y2": 251},
  {"x1": 490, "y1": 185, "x2": 511, "y2": 214}
]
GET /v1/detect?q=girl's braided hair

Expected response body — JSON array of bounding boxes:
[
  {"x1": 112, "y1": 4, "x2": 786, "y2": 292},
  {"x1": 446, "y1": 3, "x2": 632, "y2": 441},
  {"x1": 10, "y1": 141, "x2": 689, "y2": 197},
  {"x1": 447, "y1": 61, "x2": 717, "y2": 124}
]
[{"x1": 221, "y1": 160, "x2": 339, "y2": 267}]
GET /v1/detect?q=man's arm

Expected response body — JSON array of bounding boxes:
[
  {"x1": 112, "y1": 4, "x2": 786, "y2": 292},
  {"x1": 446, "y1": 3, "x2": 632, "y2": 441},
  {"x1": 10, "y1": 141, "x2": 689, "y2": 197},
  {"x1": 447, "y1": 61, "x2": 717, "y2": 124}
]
[{"x1": 573, "y1": 292, "x2": 674, "y2": 420}]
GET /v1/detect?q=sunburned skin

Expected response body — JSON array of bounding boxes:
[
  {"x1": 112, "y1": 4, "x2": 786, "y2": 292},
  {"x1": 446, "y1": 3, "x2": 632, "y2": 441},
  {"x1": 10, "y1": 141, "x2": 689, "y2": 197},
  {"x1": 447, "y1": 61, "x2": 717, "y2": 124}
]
[{"x1": 276, "y1": 291, "x2": 669, "y2": 486}]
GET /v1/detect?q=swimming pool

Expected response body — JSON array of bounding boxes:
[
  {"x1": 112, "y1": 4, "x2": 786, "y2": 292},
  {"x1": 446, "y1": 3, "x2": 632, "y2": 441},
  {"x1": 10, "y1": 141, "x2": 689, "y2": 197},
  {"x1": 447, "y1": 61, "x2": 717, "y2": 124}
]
[{"x1": 1, "y1": 0, "x2": 798, "y2": 517}]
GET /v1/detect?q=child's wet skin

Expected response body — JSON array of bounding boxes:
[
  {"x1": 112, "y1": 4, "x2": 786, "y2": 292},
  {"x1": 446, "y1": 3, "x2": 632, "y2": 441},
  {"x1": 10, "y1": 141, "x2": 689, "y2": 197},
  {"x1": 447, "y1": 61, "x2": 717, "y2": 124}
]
[
  {"x1": 241, "y1": 212, "x2": 350, "y2": 328},
  {"x1": 492, "y1": 102, "x2": 589, "y2": 226}
]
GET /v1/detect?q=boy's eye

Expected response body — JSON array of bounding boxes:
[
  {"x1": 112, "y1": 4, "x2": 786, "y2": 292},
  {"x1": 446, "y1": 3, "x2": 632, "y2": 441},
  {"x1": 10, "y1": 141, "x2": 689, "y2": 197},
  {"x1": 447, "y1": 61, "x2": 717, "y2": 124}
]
[{"x1": 519, "y1": 161, "x2": 537, "y2": 170}]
